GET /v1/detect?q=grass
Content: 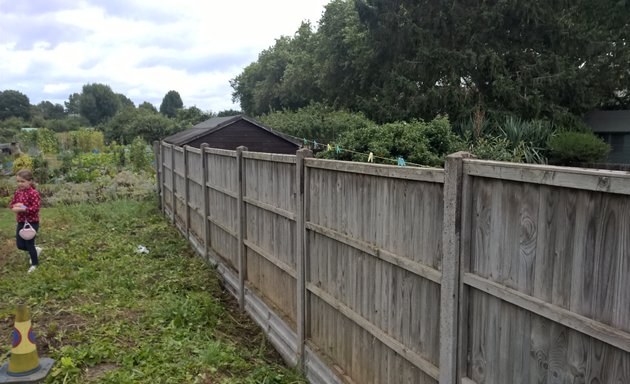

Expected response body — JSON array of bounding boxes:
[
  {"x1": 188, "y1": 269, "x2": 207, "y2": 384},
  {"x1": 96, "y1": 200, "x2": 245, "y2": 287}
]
[{"x1": 0, "y1": 198, "x2": 306, "y2": 384}]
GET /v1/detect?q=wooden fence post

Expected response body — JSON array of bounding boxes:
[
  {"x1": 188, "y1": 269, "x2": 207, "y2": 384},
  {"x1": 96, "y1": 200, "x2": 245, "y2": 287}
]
[
  {"x1": 170, "y1": 144, "x2": 176, "y2": 224},
  {"x1": 184, "y1": 145, "x2": 190, "y2": 239},
  {"x1": 200, "y1": 143, "x2": 210, "y2": 261},
  {"x1": 440, "y1": 151, "x2": 473, "y2": 383},
  {"x1": 296, "y1": 148, "x2": 313, "y2": 366},
  {"x1": 236, "y1": 146, "x2": 248, "y2": 310},
  {"x1": 154, "y1": 141, "x2": 163, "y2": 211}
]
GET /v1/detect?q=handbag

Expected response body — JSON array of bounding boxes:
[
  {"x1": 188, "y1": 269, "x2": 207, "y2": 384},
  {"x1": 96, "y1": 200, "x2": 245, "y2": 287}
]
[{"x1": 19, "y1": 221, "x2": 37, "y2": 240}]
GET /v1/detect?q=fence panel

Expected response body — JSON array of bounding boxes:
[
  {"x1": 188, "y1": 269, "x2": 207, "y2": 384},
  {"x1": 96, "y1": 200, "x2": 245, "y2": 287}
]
[
  {"x1": 156, "y1": 141, "x2": 630, "y2": 384},
  {"x1": 162, "y1": 144, "x2": 174, "y2": 214},
  {"x1": 460, "y1": 160, "x2": 630, "y2": 383},
  {"x1": 305, "y1": 159, "x2": 445, "y2": 383},
  {"x1": 243, "y1": 153, "x2": 299, "y2": 327},
  {"x1": 186, "y1": 147, "x2": 204, "y2": 244},
  {"x1": 206, "y1": 149, "x2": 239, "y2": 272}
]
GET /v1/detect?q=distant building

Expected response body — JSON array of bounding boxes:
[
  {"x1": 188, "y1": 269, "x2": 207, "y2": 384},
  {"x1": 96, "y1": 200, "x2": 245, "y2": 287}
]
[
  {"x1": 162, "y1": 115, "x2": 302, "y2": 154},
  {"x1": 584, "y1": 110, "x2": 630, "y2": 164},
  {"x1": 0, "y1": 142, "x2": 21, "y2": 155}
]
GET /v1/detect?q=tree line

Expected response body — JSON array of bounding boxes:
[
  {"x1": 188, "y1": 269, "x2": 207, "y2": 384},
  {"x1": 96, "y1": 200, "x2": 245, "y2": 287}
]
[
  {"x1": 231, "y1": 0, "x2": 629, "y2": 129},
  {"x1": 0, "y1": 86, "x2": 240, "y2": 144}
]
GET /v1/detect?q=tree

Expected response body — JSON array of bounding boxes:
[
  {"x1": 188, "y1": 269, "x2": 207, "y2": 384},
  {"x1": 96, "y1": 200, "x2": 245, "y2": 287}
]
[
  {"x1": 65, "y1": 93, "x2": 81, "y2": 115},
  {"x1": 174, "y1": 106, "x2": 212, "y2": 130},
  {"x1": 159, "y1": 90, "x2": 184, "y2": 118},
  {"x1": 79, "y1": 83, "x2": 121, "y2": 125},
  {"x1": 117, "y1": 93, "x2": 135, "y2": 108},
  {"x1": 0, "y1": 90, "x2": 31, "y2": 120},
  {"x1": 231, "y1": 23, "x2": 321, "y2": 116},
  {"x1": 138, "y1": 101, "x2": 158, "y2": 113},
  {"x1": 34, "y1": 101, "x2": 66, "y2": 120},
  {"x1": 103, "y1": 107, "x2": 175, "y2": 143}
]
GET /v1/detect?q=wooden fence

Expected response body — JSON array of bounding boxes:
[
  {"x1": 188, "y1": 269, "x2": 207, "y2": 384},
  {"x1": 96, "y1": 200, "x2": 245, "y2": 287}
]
[{"x1": 155, "y1": 141, "x2": 630, "y2": 384}]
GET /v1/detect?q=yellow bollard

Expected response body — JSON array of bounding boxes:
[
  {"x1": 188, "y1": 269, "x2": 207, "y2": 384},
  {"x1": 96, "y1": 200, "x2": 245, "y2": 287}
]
[{"x1": 7, "y1": 304, "x2": 40, "y2": 376}]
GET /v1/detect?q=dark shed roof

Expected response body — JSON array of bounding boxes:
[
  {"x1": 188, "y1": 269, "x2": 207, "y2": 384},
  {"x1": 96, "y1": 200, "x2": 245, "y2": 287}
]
[{"x1": 162, "y1": 115, "x2": 302, "y2": 154}]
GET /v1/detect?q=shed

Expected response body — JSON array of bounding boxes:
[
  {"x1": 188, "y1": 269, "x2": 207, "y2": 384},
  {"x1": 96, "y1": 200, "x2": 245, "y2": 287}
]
[
  {"x1": 584, "y1": 110, "x2": 630, "y2": 164},
  {"x1": 162, "y1": 115, "x2": 302, "y2": 154},
  {"x1": 0, "y1": 142, "x2": 20, "y2": 155}
]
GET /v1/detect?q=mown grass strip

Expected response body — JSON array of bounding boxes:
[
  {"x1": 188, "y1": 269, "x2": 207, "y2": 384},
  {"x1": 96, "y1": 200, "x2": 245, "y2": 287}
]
[{"x1": 0, "y1": 199, "x2": 305, "y2": 384}]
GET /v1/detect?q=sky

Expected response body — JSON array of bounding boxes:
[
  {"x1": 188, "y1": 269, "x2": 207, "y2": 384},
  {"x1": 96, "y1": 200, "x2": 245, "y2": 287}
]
[{"x1": 0, "y1": 0, "x2": 331, "y2": 113}]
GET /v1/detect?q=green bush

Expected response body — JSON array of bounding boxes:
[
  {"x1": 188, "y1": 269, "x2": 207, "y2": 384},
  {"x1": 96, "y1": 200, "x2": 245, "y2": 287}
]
[
  {"x1": 548, "y1": 132, "x2": 610, "y2": 165},
  {"x1": 129, "y1": 137, "x2": 152, "y2": 172},
  {"x1": 32, "y1": 155, "x2": 51, "y2": 183},
  {"x1": 12, "y1": 154, "x2": 33, "y2": 173},
  {"x1": 258, "y1": 103, "x2": 374, "y2": 143},
  {"x1": 319, "y1": 116, "x2": 464, "y2": 167}
]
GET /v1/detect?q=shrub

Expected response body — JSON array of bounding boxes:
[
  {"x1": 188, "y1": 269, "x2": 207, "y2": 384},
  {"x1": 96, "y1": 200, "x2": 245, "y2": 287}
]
[
  {"x1": 32, "y1": 155, "x2": 51, "y2": 183},
  {"x1": 129, "y1": 137, "x2": 152, "y2": 172},
  {"x1": 12, "y1": 154, "x2": 33, "y2": 173},
  {"x1": 318, "y1": 116, "x2": 464, "y2": 167},
  {"x1": 548, "y1": 132, "x2": 610, "y2": 165}
]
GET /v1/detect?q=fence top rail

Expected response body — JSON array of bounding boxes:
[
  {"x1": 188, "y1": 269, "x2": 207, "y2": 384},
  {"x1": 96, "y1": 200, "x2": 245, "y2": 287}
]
[
  {"x1": 172, "y1": 146, "x2": 185, "y2": 153},
  {"x1": 464, "y1": 158, "x2": 630, "y2": 195},
  {"x1": 183, "y1": 145, "x2": 201, "y2": 155},
  {"x1": 201, "y1": 147, "x2": 237, "y2": 158},
  {"x1": 243, "y1": 151, "x2": 297, "y2": 164},
  {"x1": 305, "y1": 158, "x2": 445, "y2": 183}
]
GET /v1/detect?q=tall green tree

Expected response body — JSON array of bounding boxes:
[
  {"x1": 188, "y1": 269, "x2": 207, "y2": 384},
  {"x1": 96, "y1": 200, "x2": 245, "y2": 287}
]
[
  {"x1": 138, "y1": 101, "x2": 158, "y2": 113},
  {"x1": 231, "y1": 23, "x2": 322, "y2": 116},
  {"x1": 159, "y1": 90, "x2": 184, "y2": 118},
  {"x1": 0, "y1": 90, "x2": 31, "y2": 120},
  {"x1": 34, "y1": 101, "x2": 66, "y2": 120},
  {"x1": 79, "y1": 83, "x2": 121, "y2": 125},
  {"x1": 354, "y1": 0, "x2": 630, "y2": 124},
  {"x1": 65, "y1": 92, "x2": 81, "y2": 115}
]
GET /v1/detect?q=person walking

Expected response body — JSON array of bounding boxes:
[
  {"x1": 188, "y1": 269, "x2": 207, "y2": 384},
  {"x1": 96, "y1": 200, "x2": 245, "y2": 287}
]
[{"x1": 9, "y1": 169, "x2": 42, "y2": 273}]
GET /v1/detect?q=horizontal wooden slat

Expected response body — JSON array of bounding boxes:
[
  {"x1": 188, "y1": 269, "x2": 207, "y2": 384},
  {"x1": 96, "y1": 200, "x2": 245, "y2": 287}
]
[
  {"x1": 206, "y1": 183, "x2": 238, "y2": 199},
  {"x1": 461, "y1": 378, "x2": 478, "y2": 384},
  {"x1": 464, "y1": 159, "x2": 630, "y2": 195},
  {"x1": 203, "y1": 147, "x2": 237, "y2": 157},
  {"x1": 305, "y1": 158, "x2": 445, "y2": 183},
  {"x1": 208, "y1": 216, "x2": 237, "y2": 238},
  {"x1": 173, "y1": 146, "x2": 184, "y2": 153},
  {"x1": 306, "y1": 222, "x2": 442, "y2": 284},
  {"x1": 244, "y1": 239, "x2": 296, "y2": 278},
  {"x1": 463, "y1": 272, "x2": 630, "y2": 353},
  {"x1": 244, "y1": 196, "x2": 296, "y2": 221},
  {"x1": 184, "y1": 146, "x2": 201, "y2": 154},
  {"x1": 243, "y1": 151, "x2": 297, "y2": 164},
  {"x1": 307, "y1": 283, "x2": 440, "y2": 380}
]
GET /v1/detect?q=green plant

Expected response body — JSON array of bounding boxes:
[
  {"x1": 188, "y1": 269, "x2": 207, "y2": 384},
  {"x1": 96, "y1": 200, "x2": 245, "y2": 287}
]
[
  {"x1": 32, "y1": 155, "x2": 50, "y2": 183},
  {"x1": 35, "y1": 127, "x2": 60, "y2": 154},
  {"x1": 129, "y1": 137, "x2": 152, "y2": 172},
  {"x1": 11, "y1": 154, "x2": 33, "y2": 173},
  {"x1": 547, "y1": 131, "x2": 610, "y2": 165}
]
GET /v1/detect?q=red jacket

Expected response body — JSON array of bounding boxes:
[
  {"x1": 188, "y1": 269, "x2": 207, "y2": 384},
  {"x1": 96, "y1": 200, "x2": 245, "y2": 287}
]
[{"x1": 10, "y1": 186, "x2": 40, "y2": 223}]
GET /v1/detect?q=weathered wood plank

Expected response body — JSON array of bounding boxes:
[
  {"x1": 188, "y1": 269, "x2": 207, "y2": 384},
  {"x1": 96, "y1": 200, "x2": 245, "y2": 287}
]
[
  {"x1": 463, "y1": 273, "x2": 630, "y2": 353},
  {"x1": 464, "y1": 160, "x2": 630, "y2": 195},
  {"x1": 306, "y1": 283, "x2": 440, "y2": 380},
  {"x1": 244, "y1": 196, "x2": 296, "y2": 221},
  {"x1": 305, "y1": 158, "x2": 445, "y2": 183},
  {"x1": 305, "y1": 222, "x2": 441, "y2": 284}
]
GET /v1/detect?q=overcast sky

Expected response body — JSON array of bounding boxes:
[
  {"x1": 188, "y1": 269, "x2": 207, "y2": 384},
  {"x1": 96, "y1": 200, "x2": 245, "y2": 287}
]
[{"x1": 0, "y1": 0, "x2": 330, "y2": 113}]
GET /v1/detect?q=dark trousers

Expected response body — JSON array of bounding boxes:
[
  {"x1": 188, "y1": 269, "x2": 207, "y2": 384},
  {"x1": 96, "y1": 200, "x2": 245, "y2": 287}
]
[{"x1": 16, "y1": 222, "x2": 40, "y2": 266}]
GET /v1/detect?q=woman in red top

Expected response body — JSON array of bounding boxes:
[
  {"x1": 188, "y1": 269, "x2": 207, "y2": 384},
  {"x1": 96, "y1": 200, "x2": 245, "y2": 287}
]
[{"x1": 9, "y1": 169, "x2": 42, "y2": 273}]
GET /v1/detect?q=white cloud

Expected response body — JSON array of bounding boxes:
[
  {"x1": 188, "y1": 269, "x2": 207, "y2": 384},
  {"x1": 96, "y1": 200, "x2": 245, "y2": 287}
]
[{"x1": 0, "y1": 0, "x2": 330, "y2": 112}]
